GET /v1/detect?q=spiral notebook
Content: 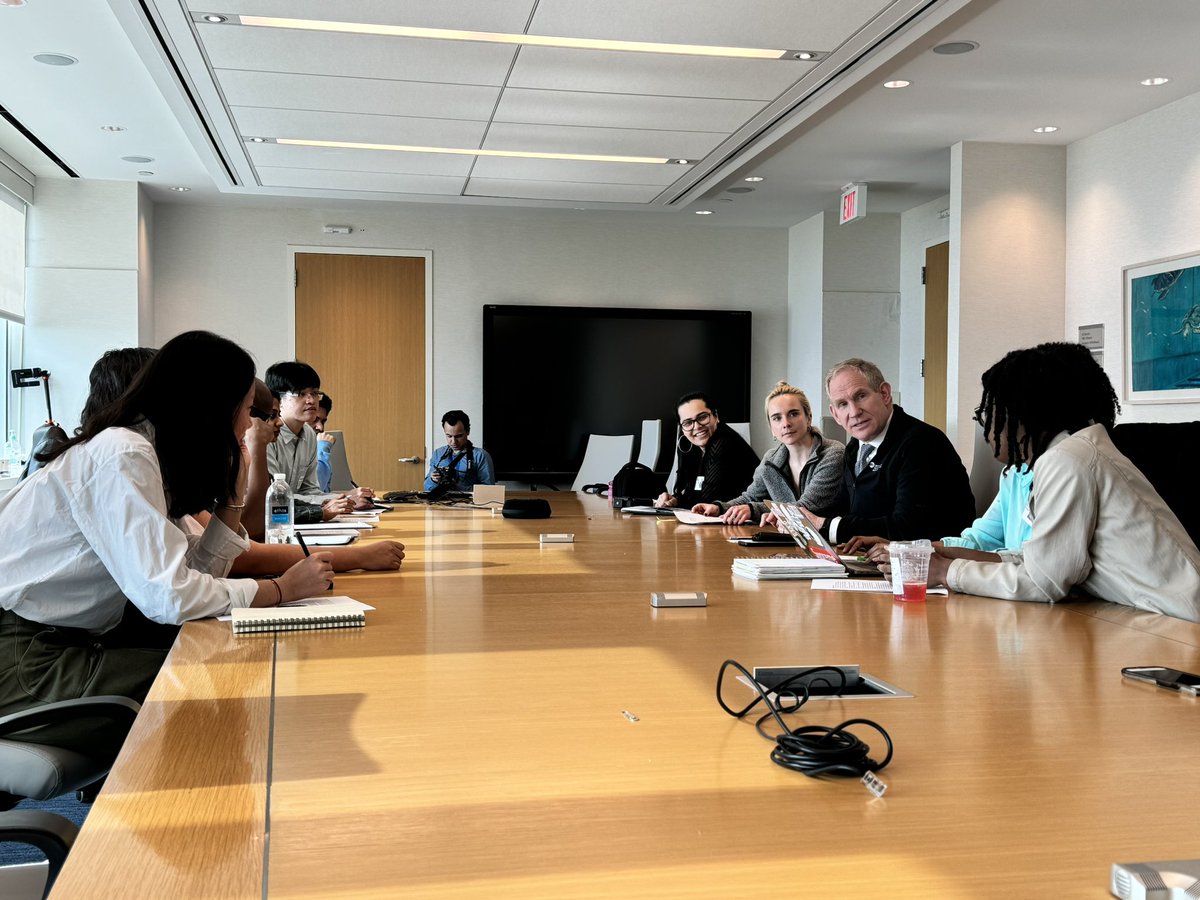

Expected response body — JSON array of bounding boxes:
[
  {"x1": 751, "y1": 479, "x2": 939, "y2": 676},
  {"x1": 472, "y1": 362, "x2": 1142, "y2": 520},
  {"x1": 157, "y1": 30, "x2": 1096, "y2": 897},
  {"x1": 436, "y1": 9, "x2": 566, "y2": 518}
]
[{"x1": 230, "y1": 596, "x2": 371, "y2": 634}]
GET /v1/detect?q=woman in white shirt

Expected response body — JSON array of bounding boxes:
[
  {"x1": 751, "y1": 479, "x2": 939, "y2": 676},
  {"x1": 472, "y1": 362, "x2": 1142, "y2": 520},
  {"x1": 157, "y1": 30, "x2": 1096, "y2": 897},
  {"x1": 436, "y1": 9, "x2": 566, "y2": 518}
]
[{"x1": 0, "y1": 330, "x2": 332, "y2": 744}]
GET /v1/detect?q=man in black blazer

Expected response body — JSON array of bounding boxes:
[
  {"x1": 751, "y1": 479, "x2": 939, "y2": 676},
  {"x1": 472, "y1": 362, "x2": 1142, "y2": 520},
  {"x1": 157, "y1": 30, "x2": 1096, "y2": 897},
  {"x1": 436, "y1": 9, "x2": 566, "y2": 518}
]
[{"x1": 800, "y1": 358, "x2": 975, "y2": 545}]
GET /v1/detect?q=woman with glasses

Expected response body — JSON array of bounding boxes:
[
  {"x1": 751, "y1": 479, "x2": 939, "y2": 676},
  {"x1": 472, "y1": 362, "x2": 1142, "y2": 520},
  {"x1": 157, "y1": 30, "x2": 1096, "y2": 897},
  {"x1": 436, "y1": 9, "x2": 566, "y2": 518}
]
[
  {"x1": 0, "y1": 331, "x2": 333, "y2": 749},
  {"x1": 691, "y1": 381, "x2": 845, "y2": 525},
  {"x1": 654, "y1": 392, "x2": 759, "y2": 510}
]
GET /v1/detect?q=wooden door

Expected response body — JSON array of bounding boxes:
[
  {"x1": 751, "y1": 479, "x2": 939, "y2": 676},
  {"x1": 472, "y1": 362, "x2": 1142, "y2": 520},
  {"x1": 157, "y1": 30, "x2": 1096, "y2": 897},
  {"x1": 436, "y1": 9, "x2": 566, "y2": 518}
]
[
  {"x1": 295, "y1": 253, "x2": 425, "y2": 491},
  {"x1": 923, "y1": 241, "x2": 949, "y2": 431}
]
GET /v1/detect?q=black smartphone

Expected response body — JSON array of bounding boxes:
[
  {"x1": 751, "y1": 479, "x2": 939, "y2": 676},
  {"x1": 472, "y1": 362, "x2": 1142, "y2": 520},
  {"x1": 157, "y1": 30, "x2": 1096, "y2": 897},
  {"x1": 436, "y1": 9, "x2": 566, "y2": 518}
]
[{"x1": 1121, "y1": 666, "x2": 1200, "y2": 696}]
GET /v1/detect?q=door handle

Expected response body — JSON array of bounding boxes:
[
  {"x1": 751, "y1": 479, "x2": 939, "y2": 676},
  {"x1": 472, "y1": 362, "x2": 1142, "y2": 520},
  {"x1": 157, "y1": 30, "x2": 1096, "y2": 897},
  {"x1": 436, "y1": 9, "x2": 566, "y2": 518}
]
[{"x1": 398, "y1": 456, "x2": 421, "y2": 464}]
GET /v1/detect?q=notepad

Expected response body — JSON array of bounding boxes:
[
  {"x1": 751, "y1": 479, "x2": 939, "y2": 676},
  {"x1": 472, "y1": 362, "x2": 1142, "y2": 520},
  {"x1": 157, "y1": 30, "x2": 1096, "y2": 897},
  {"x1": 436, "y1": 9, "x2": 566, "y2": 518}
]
[{"x1": 230, "y1": 597, "x2": 370, "y2": 634}]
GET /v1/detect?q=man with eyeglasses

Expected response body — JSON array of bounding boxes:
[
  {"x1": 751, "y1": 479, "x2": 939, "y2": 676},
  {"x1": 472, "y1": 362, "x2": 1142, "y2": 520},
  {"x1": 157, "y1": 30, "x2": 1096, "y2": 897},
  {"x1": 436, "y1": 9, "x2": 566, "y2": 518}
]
[
  {"x1": 265, "y1": 361, "x2": 373, "y2": 512},
  {"x1": 654, "y1": 392, "x2": 758, "y2": 509}
]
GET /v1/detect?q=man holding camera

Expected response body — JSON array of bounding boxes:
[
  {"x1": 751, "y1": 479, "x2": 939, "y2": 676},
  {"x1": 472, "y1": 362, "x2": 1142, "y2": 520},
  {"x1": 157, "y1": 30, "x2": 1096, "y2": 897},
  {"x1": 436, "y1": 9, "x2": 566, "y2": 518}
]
[{"x1": 423, "y1": 410, "x2": 496, "y2": 491}]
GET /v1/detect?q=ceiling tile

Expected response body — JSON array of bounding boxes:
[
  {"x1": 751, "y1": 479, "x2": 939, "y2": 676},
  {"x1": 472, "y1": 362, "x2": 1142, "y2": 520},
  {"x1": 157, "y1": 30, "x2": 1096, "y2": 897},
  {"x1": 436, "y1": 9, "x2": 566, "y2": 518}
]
[
  {"x1": 217, "y1": 70, "x2": 502, "y2": 121},
  {"x1": 248, "y1": 141, "x2": 474, "y2": 176},
  {"x1": 197, "y1": 24, "x2": 518, "y2": 85},
  {"x1": 256, "y1": 166, "x2": 466, "y2": 195},
  {"x1": 465, "y1": 178, "x2": 665, "y2": 203},
  {"x1": 470, "y1": 155, "x2": 684, "y2": 185},
  {"x1": 526, "y1": 0, "x2": 893, "y2": 49},
  {"x1": 483, "y1": 122, "x2": 724, "y2": 159},
  {"x1": 194, "y1": 0, "x2": 538, "y2": 32},
  {"x1": 494, "y1": 87, "x2": 763, "y2": 133},
  {"x1": 231, "y1": 106, "x2": 488, "y2": 147},
  {"x1": 508, "y1": 46, "x2": 806, "y2": 101}
]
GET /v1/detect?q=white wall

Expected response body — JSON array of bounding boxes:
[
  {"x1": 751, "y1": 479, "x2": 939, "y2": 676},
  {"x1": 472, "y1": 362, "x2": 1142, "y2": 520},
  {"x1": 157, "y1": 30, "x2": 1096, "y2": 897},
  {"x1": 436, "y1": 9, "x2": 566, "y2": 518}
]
[
  {"x1": 898, "y1": 194, "x2": 951, "y2": 419},
  {"x1": 1067, "y1": 89, "x2": 1200, "y2": 422},
  {"x1": 151, "y1": 203, "x2": 789, "y2": 449},
  {"x1": 950, "y1": 142, "x2": 1066, "y2": 463},
  {"x1": 787, "y1": 212, "x2": 824, "y2": 407},
  {"x1": 820, "y1": 212, "x2": 901, "y2": 422},
  {"x1": 24, "y1": 178, "x2": 143, "y2": 436}
]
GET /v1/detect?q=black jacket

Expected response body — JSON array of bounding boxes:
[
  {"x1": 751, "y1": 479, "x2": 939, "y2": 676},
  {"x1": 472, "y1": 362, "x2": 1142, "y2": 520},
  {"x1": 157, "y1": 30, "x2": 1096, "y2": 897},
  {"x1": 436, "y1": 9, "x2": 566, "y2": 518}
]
[
  {"x1": 829, "y1": 405, "x2": 975, "y2": 541},
  {"x1": 672, "y1": 422, "x2": 759, "y2": 509}
]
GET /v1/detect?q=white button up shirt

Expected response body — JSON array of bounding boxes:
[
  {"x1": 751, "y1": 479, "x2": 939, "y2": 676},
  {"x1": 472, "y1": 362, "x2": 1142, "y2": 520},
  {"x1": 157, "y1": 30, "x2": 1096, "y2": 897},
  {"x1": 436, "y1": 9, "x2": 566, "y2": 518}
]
[{"x1": 0, "y1": 424, "x2": 256, "y2": 632}]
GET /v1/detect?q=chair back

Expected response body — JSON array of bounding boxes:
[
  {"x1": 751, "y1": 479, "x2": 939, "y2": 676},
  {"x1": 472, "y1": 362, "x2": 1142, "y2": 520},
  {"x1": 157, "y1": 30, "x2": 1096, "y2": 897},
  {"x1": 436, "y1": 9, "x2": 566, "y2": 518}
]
[
  {"x1": 637, "y1": 419, "x2": 661, "y2": 470},
  {"x1": 1111, "y1": 421, "x2": 1200, "y2": 547},
  {"x1": 572, "y1": 434, "x2": 634, "y2": 492},
  {"x1": 323, "y1": 431, "x2": 356, "y2": 491}
]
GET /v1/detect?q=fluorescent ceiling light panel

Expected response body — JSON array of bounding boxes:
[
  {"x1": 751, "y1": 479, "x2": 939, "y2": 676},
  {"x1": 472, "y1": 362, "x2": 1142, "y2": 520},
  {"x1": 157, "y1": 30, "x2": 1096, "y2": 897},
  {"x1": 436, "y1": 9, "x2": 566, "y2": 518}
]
[
  {"x1": 232, "y1": 15, "x2": 793, "y2": 59},
  {"x1": 274, "y1": 138, "x2": 677, "y2": 165}
]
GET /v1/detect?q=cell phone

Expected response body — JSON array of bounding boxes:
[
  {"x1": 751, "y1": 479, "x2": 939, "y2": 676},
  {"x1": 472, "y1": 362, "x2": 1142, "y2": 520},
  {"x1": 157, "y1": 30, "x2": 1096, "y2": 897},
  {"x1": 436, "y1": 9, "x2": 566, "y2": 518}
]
[{"x1": 1121, "y1": 666, "x2": 1200, "y2": 696}]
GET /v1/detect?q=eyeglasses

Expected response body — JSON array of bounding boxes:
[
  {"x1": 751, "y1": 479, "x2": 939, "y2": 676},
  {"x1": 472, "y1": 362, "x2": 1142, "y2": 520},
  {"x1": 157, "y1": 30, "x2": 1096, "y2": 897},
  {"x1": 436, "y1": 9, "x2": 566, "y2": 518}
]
[
  {"x1": 680, "y1": 411, "x2": 713, "y2": 431},
  {"x1": 283, "y1": 389, "x2": 324, "y2": 401},
  {"x1": 251, "y1": 407, "x2": 281, "y2": 422}
]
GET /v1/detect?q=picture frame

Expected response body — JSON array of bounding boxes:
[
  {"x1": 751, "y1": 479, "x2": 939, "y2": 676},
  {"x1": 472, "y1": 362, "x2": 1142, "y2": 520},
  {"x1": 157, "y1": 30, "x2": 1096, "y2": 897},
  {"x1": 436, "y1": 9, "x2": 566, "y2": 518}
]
[{"x1": 1123, "y1": 251, "x2": 1200, "y2": 403}]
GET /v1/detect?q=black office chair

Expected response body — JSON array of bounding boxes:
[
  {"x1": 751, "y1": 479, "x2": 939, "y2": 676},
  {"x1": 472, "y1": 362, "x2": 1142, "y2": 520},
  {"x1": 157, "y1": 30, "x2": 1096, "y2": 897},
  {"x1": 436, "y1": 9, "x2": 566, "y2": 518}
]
[{"x1": 0, "y1": 696, "x2": 140, "y2": 898}]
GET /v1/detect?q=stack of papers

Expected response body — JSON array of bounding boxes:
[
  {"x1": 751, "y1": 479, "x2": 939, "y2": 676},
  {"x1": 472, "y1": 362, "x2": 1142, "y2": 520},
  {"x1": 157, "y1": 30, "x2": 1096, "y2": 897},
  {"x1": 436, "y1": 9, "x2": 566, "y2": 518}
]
[{"x1": 732, "y1": 557, "x2": 847, "y2": 580}]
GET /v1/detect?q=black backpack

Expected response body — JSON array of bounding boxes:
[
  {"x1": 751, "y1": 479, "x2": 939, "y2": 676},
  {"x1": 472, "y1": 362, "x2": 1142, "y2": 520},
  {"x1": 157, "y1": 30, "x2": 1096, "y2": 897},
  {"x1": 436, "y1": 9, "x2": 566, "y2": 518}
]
[{"x1": 610, "y1": 462, "x2": 666, "y2": 508}]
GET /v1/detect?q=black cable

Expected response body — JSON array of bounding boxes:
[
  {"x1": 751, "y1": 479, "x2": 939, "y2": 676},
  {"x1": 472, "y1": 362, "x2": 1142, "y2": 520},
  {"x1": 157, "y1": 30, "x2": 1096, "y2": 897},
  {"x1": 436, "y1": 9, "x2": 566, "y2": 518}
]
[{"x1": 716, "y1": 659, "x2": 893, "y2": 779}]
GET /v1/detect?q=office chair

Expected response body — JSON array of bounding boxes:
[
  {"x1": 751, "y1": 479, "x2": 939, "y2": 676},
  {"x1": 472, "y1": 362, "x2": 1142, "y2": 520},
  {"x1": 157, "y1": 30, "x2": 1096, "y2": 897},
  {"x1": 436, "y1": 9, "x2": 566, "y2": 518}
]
[
  {"x1": 0, "y1": 696, "x2": 141, "y2": 899},
  {"x1": 968, "y1": 420, "x2": 1005, "y2": 517},
  {"x1": 636, "y1": 419, "x2": 661, "y2": 470},
  {"x1": 571, "y1": 434, "x2": 634, "y2": 492},
  {"x1": 322, "y1": 430, "x2": 356, "y2": 492}
]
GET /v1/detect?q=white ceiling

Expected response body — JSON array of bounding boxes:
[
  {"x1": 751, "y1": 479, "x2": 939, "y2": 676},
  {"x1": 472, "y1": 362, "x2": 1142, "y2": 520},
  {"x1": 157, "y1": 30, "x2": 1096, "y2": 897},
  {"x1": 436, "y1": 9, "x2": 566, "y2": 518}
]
[{"x1": 0, "y1": 0, "x2": 1198, "y2": 227}]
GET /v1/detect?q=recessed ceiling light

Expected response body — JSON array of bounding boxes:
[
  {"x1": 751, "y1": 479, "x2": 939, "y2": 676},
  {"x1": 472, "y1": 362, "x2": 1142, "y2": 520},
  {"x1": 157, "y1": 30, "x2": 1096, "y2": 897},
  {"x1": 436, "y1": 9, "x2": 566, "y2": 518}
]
[
  {"x1": 792, "y1": 51, "x2": 821, "y2": 60},
  {"x1": 1140, "y1": 76, "x2": 1170, "y2": 86},
  {"x1": 202, "y1": 14, "x2": 226, "y2": 23},
  {"x1": 727, "y1": 187, "x2": 754, "y2": 194},
  {"x1": 99, "y1": 125, "x2": 126, "y2": 132},
  {"x1": 169, "y1": 186, "x2": 191, "y2": 192},
  {"x1": 121, "y1": 155, "x2": 154, "y2": 163},
  {"x1": 694, "y1": 210, "x2": 713, "y2": 215},
  {"x1": 932, "y1": 40, "x2": 979, "y2": 55},
  {"x1": 714, "y1": 198, "x2": 734, "y2": 203},
  {"x1": 234, "y1": 15, "x2": 809, "y2": 60},
  {"x1": 672, "y1": 159, "x2": 692, "y2": 165},
  {"x1": 1032, "y1": 125, "x2": 1058, "y2": 134},
  {"x1": 883, "y1": 79, "x2": 911, "y2": 89},
  {"x1": 248, "y1": 136, "x2": 268, "y2": 143},
  {"x1": 276, "y1": 137, "x2": 676, "y2": 165},
  {"x1": 137, "y1": 171, "x2": 154, "y2": 176},
  {"x1": 33, "y1": 53, "x2": 78, "y2": 66},
  {"x1": 0, "y1": 0, "x2": 28, "y2": 8}
]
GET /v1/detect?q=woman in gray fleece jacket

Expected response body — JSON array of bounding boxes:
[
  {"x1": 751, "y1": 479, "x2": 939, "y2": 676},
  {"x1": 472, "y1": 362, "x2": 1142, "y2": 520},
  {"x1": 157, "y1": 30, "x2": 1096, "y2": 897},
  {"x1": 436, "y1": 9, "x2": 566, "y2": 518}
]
[{"x1": 692, "y1": 381, "x2": 845, "y2": 525}]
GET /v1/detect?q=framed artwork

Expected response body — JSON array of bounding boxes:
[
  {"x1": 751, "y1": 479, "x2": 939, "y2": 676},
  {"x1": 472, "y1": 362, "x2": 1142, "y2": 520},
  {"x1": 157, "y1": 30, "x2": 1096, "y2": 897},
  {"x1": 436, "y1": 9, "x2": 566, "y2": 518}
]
[{"x1": 1124, "y1": 252, "x2": 1200, "y2": 403}]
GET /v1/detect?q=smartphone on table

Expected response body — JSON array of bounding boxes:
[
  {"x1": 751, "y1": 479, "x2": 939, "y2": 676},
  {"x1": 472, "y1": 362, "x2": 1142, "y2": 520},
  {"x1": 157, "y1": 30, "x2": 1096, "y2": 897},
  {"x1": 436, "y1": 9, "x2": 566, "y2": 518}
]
[{"x1": 1121, "y1": 666, "x2": 1200, "y2": 696}]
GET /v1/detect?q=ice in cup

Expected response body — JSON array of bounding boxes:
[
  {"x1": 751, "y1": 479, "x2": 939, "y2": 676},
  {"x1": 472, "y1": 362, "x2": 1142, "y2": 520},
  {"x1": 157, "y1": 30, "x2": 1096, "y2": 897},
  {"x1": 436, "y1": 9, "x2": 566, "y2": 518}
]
[{"x1": 888, "y1": 540, "x2": 933, "y2": 602}]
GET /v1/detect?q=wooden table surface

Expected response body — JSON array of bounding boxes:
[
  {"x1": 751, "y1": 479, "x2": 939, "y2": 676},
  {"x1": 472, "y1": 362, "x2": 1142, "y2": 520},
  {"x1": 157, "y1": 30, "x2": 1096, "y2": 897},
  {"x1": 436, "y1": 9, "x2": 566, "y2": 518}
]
[{"x1": 51, "y1": 494, "x2": 1200, "y2": 899}]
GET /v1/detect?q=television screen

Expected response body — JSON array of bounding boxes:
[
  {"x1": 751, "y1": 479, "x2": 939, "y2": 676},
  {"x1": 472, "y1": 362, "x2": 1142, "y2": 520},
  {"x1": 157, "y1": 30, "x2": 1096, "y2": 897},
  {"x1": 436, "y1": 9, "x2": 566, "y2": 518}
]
[{"x1": 482, "y1": 305, "x2": 752, "y2": 483}]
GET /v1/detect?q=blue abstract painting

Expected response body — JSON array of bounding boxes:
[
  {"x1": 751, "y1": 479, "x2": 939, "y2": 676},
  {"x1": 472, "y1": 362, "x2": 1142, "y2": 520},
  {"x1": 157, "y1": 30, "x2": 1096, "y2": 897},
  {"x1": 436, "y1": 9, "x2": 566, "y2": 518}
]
[{"x1": 1129, "y1": 258, "x2": 1200, "y2": 395}]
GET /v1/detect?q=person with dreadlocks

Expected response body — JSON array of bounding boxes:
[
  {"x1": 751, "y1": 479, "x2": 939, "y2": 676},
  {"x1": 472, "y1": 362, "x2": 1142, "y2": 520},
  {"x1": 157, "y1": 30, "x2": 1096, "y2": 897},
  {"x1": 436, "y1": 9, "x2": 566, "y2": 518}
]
[{"x1": 925, "y1": 341, "x2": 1200, "y2": 621}]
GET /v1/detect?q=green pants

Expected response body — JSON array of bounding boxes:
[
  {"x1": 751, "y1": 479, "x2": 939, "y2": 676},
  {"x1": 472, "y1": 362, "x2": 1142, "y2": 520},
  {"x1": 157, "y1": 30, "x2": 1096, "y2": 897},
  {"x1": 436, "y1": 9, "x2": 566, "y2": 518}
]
[{"x1": 0, "y1": 607, "x2": 176, "y2": 757}]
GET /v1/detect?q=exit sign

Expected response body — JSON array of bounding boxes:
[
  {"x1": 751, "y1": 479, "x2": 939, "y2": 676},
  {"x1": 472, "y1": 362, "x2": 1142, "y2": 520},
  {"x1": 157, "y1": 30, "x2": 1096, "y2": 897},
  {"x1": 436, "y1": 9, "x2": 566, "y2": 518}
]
[{"x1": 839, "y1": 182, "x2": 868, "y2": 225}]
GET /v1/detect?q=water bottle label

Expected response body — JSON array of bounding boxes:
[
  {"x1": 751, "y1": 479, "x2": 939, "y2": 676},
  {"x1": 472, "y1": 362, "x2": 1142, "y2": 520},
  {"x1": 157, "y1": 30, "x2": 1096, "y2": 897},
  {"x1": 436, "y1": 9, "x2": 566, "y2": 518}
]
[{"x1": 269, "y1": 504, "x2": 290, "y2": 525}]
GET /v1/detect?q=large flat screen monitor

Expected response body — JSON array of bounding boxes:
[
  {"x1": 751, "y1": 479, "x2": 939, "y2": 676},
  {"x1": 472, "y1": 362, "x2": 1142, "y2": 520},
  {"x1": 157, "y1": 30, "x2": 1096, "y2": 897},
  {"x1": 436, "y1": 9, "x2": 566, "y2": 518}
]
[{"x1": 482, "y1": 305, "x2": 752, "y2": 483}]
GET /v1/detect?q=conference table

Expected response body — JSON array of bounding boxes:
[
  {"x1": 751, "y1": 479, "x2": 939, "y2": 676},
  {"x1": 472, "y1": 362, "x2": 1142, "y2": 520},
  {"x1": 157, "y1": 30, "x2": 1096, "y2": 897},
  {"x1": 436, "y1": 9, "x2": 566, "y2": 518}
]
[{"x1": 51, "y1": 494, "x2": 1200, "y2": 898}]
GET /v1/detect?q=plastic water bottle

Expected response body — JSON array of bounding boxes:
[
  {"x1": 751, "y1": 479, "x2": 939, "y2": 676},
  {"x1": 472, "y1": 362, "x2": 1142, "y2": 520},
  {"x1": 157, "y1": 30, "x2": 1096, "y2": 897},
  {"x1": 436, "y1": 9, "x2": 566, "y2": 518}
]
[
  {"x1": 265, "y1": 473, "x2": 294, "y2": 544},
  {"x1": 2, "y1": 430, "x2": 21, "y2": 478}
]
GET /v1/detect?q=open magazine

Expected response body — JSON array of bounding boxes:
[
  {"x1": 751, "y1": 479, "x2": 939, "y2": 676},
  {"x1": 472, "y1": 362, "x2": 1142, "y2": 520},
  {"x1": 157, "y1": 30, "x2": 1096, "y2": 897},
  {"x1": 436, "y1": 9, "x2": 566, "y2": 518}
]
[{"x1": 730, "y1": 502, "x2": 847, "y2": 580}]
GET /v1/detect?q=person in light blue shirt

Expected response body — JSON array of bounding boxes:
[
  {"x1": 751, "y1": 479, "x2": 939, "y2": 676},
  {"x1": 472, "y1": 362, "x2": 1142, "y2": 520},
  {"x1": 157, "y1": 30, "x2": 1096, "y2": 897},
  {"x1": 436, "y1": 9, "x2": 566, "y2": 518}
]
[
  {"x1": 424, "y1": 410, "x2": 496, "y2": 492},
  {"x1": 940, "y1": 465, "x2": 1034, "y2": 556},
  {"x1": 314, "y1": 393, "x2": 334, "y2": 493}
]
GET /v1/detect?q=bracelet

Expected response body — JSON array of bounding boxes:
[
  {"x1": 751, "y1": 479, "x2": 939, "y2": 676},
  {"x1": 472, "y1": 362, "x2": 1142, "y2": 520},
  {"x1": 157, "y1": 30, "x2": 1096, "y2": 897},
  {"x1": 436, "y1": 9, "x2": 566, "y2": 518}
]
[
  {"x1": 266, "y1": 578, "x2": 282, "y2": 605},
  {"x1": 223, "y1": 502, "x2": 246, "y2": 510}
]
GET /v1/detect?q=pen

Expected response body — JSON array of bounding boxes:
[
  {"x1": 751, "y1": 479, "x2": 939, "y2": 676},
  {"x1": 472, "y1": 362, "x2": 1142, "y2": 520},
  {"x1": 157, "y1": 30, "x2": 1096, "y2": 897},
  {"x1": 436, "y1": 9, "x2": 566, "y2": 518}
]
[{"x1": 294, "y1": 531, "x2": 333, "y2": 590}]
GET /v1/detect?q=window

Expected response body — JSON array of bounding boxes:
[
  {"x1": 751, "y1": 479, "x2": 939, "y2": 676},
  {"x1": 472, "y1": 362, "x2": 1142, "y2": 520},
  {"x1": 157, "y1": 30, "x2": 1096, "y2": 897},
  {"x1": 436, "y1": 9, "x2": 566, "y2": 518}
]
[{"x1": 0, "y1": 196, "x2": 26, "y2": 460}]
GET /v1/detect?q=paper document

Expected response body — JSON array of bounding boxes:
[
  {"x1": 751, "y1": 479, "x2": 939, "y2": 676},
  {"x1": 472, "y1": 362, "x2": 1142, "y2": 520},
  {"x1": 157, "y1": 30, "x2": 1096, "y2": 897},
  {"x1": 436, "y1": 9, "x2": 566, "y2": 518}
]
[
  {"x1": 295, "y1": 521, "x2": 375, "y2": 531},
  {"x1": 219, "y1": 596, "x2": 374, "y2": 621},
  {"x1": 811, "y1": 579, "x2": 948, "y2": 595},
  {"x1": 671, "y1": 509, "x2": 725, "y2": 525}
]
